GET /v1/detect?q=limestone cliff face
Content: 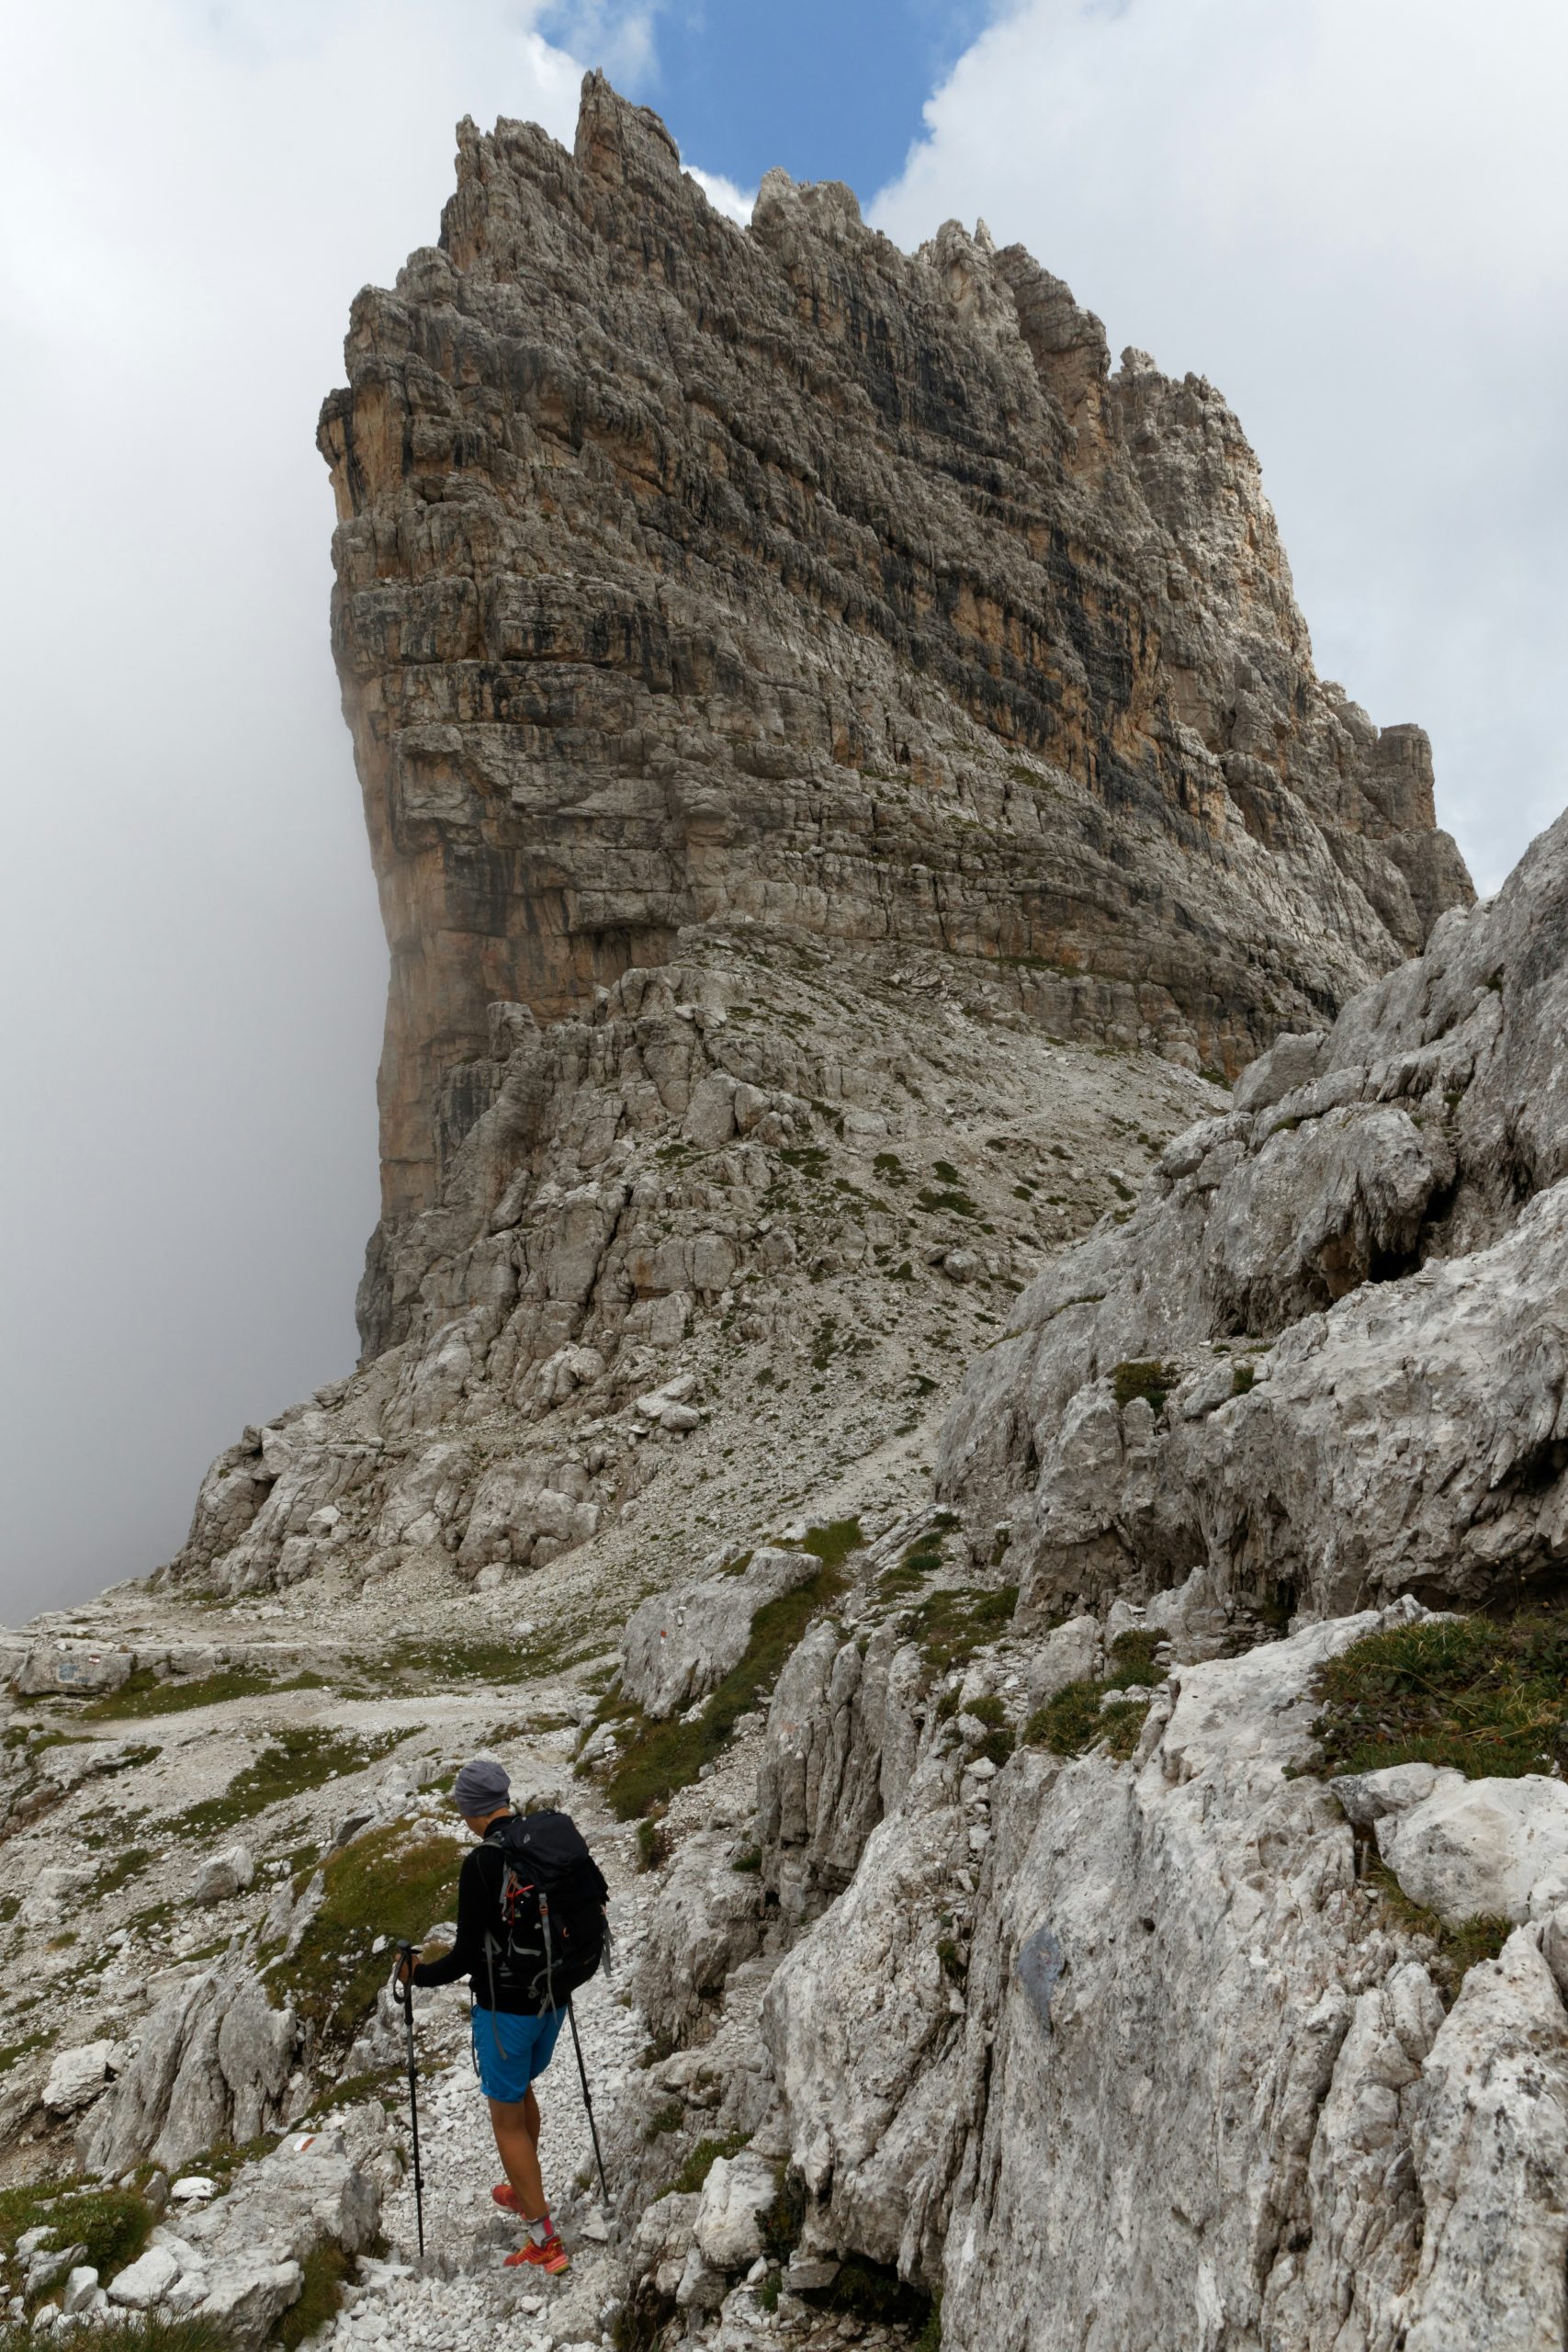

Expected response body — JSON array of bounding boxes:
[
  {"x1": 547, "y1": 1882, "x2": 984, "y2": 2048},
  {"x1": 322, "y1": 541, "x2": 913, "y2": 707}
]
[{"x1": 317, "y1": 74, "x2": 1469, "y2": 1341}]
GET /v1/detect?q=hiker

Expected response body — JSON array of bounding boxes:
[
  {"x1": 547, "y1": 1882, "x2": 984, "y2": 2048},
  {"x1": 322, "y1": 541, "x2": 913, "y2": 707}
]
[{"x1": 397, "y1": 1757, "x2": 609, "y2": 2275}]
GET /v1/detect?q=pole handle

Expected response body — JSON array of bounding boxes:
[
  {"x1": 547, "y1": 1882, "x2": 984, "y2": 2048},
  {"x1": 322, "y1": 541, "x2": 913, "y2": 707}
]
[{"x1": 391, "y1": 1939, "x2": 416, "y2": 2009}]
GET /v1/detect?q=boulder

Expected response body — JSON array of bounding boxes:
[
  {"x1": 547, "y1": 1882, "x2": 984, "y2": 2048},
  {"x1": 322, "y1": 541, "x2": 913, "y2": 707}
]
[
  {"x1": 43, "y1": 2041, "x2": 115, "y2": 2114},
  {"x1": 61, "y1": 2267, "x2": 99, "y2": 2316},
  {"x1": 107, "y1": 2244, "x2": 181, "y2": 2308},
  {"x1": 1348, "y1": 1769, "x2": 1568, "y2": 1925},
  {"x1": 12, "y1": 1643, "x2": 133, "y2": 1697},
  {"x1": 693, "y1": 2148, "x2": 782, "y2": 2272},
  {"x1": 637, "y1": 1833, "x2": 764, "y2": 2045},
  {"x1": 192, "y1": 1843, "x2": 256, "y2": 1905}
]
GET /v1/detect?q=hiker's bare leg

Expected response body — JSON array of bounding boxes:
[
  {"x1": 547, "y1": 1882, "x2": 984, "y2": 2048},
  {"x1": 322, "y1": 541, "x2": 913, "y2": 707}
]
[
  {"x1": 524, "y1": 2085, "x2": 541, "y2": 2154},
  {"x1": 490, "y1": 2096, "x2": 547, "y2": 2221}
]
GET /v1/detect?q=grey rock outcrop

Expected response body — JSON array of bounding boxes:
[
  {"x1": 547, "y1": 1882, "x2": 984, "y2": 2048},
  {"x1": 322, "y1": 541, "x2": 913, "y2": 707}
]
[
  {"x1": 317, "y1": 72, "x2": 1467, "y2": 1343},
  {"x1": 941, "y1": 804, "x2": 1568, "y2": 1623},
  {"x1": 82, "y1": 1956, "x2": 298, "y2": 2177},
  {"x1": 734, "y1": 1603, "x2": 1568, "y2": 2346},
  {"x1": 621, "y1": 1545, "x2": 821, "y2": 1719},
  {"x1": 103, "y1": 2128, "x2": 383, "y2": 2352}
]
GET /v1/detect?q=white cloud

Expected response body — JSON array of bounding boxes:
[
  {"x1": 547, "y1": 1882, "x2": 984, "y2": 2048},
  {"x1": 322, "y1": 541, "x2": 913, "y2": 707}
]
[
  {"x1": 872, "y1": 0, "x2": 1568, "y2": 893},
  {"x1": 0, "y1": 0, "x2": 592, "y2": 1617},
  {"x1": 683, "y1": 162, "x2": 756, "y2": 223}
]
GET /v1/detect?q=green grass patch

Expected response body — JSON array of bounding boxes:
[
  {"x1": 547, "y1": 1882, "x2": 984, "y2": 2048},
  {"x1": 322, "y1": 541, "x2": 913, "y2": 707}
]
[
  {"x1": 1312, "y1": 1610, "x2": 1568, "y2": 1780},
  {"x1": 266, "y1": 1820, "x2": 462, "y2": 2056},
  {"x1": 0, "y1": 2182, "x2": 152, "y2": 2288},
  {"x1": 1366, "y1": 1858, "x2": 1510, "y2": 1997},
  {"x1": 78, "y1": 1668, "x2": 326, "y2": 1724},
  {"x1": 271, "y1": 2240, "x2": 351, "y2": 2348},
  {"x1": 0, "y1": 2324, "x2": 230, "y2": 2352},
  {"x1": 1025, "y1": 1630, "x2": 1164, "y2": 1761},
  {"x1": 1111, "y1": 1360, "x2": 1173, "y2": 1414},
  {"x1": 1230, "y1": 1363, "x2": 1257, "y2": 1397},
  {"x1": 908, "y1": 1585, "x2": 1019, "y2": 1684},
  {"x1": 917, "y1": 1187, "x2": 978, "y2": 1219},
  {"x1": 602, "y1": 1555, "x2": 853, "y2": 1820},
  {"x1": 0, "y1": 2030, "x2": 51, "y2": 2077},
  {"x1": 759, "y1": 2164, "x2": 806, "y2": 2265},
  {"x1": 662, "y1": 2132, "x2": 750, "y2": 2198},
  {"x1": 176, "y1": 1725, "x2": 405, "y2": 1838}
]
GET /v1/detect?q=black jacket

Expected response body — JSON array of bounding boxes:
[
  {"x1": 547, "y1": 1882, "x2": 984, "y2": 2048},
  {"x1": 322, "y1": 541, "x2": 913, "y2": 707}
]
[{"x1": 410, "y1": 1838, "x2": 524, "y2": 2012}]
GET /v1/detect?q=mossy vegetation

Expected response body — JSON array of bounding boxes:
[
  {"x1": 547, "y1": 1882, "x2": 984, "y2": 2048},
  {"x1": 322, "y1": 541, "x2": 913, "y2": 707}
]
[
  {"x1": 270, "y1": 2241, "x2": 352, "y2": 2349},
  {"x1": 1312, "y1": 1610, "x2": 1568, "y2": 1781},
  {"x1": 267, "y1": 1822, "x2": 463, "y2": 2054},
  {"x1": 662, "y1": 2132, "x2": 750, "y2": 2198},
  {"x1": 1365, "y1": 1858, "x2": 1510, "y2": 1997},
  {"x1": 1026, "y1": 1630, "x2": 1165, "y2": 1761},
  {"x1": 1111, "y1": 1360, "x2": 1173, "y2": 1415},
  {"x1": 177, "y1": 1725, "x2": 405, "y2": 1838},
  {"x1": 600, "y1": 1524, "x2": 862, "y2": 1819},
  {"x1": 78, "y1": 1668, "x2": 325, "y2": 1724},
  {"x1": 908, "y1": 1585, "x2": 1019, "y2": 1684},
  {"x1": 1230, "y1": 1363, "x2": 1257, "y2": 1397},
  {"x1": 0, "y1": 2182, "x2": 152, "y2": 2290}
]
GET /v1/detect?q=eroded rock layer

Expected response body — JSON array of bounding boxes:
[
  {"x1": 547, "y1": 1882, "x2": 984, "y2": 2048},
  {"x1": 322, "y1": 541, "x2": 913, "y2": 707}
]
[
  {"x1": 941, "y1": 806, "x2": 1568, "y2": 1624},
  {"x1": 317, "y1": 73, "x2": 1469, "y2": 1302}
]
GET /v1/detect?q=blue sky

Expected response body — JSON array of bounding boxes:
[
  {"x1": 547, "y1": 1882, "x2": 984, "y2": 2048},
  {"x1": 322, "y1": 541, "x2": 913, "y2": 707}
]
[{"x1": 542, "y1": 0, "x2": 997, "y2": 194}]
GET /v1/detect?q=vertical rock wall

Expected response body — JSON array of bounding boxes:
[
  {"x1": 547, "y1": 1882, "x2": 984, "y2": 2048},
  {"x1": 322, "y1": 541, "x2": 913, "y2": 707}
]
[{"x1": 318, "y1": 74, "x2": 1470, "y2": 1309}]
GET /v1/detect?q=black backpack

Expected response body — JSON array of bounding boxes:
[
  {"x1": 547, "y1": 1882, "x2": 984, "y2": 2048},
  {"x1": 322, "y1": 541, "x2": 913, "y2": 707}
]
[{"x1": 479, "y1": 1809, "x2": 610, "y2": 2013}]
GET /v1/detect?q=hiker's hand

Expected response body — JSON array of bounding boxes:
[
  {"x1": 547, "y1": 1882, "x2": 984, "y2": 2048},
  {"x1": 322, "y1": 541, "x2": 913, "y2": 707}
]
[{"x1": 394, "y1": 1950, "x2": 414, "y2": 1987}]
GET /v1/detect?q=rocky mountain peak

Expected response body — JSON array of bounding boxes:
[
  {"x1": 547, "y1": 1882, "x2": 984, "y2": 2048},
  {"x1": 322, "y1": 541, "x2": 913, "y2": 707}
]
[{"x1": 318, "y1": 72, "x2": 1469, "y2": 1303}]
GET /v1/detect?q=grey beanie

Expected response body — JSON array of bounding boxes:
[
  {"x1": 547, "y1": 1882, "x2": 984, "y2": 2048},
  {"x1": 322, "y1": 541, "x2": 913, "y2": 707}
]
[{"x1": 452, "y1": 1757, "x2": 511, "y2": 1816}]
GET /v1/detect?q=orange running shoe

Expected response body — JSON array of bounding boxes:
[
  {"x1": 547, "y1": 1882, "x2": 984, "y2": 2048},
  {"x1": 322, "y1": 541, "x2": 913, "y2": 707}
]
[
  {"x1": 491, "y1": 2184, "x2": 522, "y2": 2212},
  {"x1": 503, "y1": 2233, "x2": 570, "y2": 2275}
]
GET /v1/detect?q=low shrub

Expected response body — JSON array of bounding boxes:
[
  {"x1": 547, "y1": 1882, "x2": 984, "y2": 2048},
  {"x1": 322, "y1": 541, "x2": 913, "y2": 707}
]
[
  {"x1": 1312, "y1": 1609, "x2": 1568, "y2": 1780},
  {"x1": 0, "y1": 2324, "x2": 228, "y2": 2352},
  {"x1": 662, "y1": 2132, "x2": 750, "y2": 2198},
  {"x1": 759, "y1": 2164, "x2": 806, "y2": 2264},
  {"x1": 271, "y1": 2241, "x2": 351, "y2": 2349},
  {"x1": 0, "y1": 2182, "x2": 152, "y2": 2290},
  {"x1": 635, "y1": 1818, "x2": 670, "y2": 1873},
  {"x1": 1111, "y1": 1360, "x2": 1172, "y2": 1415},
  {"x1": 908, "y1": 1586, "x2": 1020, "y2": 1684},
  {"x1": 1025, "y1": 1630, "x2": 1165, "y2": 1762}
]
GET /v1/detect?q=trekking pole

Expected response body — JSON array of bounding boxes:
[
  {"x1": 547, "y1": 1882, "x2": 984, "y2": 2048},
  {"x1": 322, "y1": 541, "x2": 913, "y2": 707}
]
[
  {"x1": 566, "y1": 1996, "x2": 609, "y2": 2207},
  {"x1": 391, "y1": 1944, "x2": 426, "y2": 2258}
]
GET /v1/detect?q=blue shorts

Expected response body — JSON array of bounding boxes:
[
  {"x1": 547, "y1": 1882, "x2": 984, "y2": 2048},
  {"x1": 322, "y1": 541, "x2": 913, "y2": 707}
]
[{"x1": 472, "y1": 2007, "x2": 564, "y2": 2104}]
